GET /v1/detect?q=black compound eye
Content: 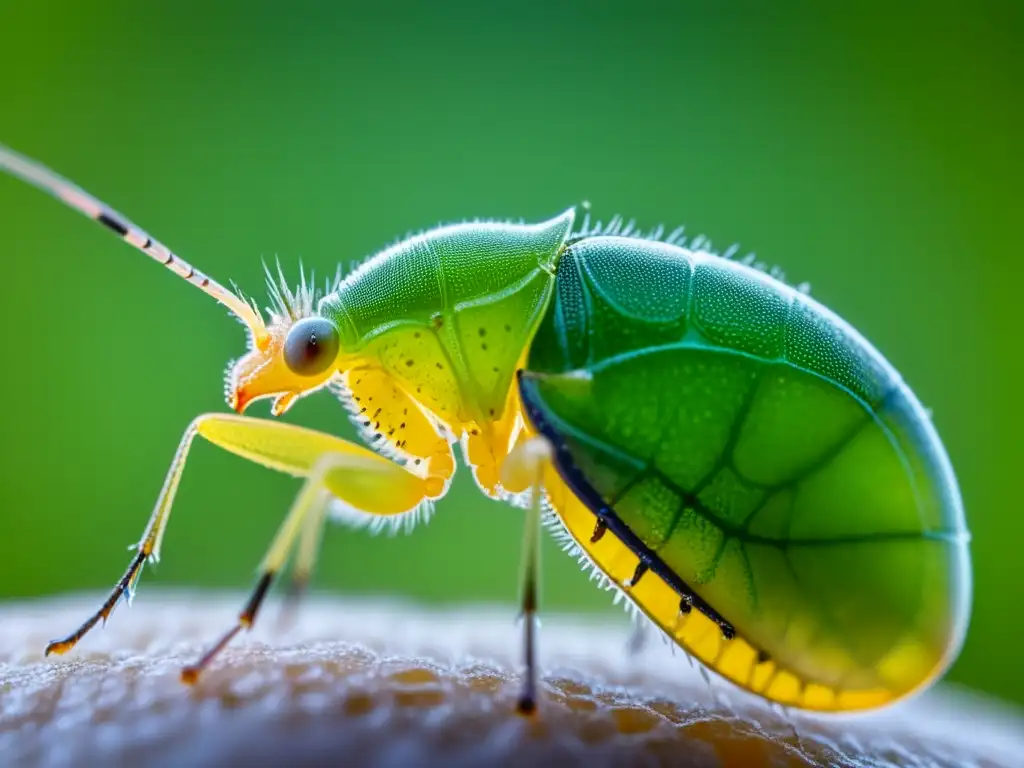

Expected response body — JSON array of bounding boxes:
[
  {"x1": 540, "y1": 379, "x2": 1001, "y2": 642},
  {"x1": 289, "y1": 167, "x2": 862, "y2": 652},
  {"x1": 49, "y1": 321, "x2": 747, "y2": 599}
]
[{"x1": 283, "y1": 317, "x2": 340, "y2": 377}]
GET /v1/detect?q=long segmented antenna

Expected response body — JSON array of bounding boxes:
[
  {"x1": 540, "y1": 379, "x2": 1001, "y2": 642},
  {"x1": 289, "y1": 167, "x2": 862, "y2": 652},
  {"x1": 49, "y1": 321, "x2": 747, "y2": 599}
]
[{"x1": 0, "y1": 143, "x2": 269, "y2": 346}]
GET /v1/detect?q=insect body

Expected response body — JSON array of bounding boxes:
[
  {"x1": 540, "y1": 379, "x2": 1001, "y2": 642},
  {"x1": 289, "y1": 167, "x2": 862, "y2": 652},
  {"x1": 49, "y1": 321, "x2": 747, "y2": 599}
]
[{"x1": 0, "y1": 144, "x2": 971, "y2": 714}]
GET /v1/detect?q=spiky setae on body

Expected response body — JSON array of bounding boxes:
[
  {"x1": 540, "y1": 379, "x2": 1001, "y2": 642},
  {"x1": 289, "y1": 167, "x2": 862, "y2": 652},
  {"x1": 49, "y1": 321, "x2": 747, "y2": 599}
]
[
  {"x1": 239, "y1": 217, "x2": 970, "y2": 711},
  {"x1": 317, "y1": 211, "x2": 574, "y2": 498},
  {"x1": 0, "y1": 142, "x2": 970, "y2": 715}
]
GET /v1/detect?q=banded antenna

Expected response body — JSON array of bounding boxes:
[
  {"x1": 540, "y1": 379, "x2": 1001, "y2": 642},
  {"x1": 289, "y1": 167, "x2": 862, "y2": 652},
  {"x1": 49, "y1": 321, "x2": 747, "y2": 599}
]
[{"x1": 0, "y1": 143, "x2": 269, "y2": 347}]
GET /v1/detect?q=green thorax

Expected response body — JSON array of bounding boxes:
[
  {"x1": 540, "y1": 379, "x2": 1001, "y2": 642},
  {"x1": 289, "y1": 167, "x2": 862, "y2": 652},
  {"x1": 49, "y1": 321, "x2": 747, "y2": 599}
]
[{"x1": 319, "y1": 209, "x2": 574, "y2": 427}]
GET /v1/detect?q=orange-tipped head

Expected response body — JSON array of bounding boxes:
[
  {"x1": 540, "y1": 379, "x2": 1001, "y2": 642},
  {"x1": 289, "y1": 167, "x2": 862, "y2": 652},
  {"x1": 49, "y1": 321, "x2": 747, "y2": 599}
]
[
  {"x1": 0, "y1": 145, "x2": 344, "y2": 416},
  {"x1": 225, "y1": 265, "x2": 343, "y2": 416}
]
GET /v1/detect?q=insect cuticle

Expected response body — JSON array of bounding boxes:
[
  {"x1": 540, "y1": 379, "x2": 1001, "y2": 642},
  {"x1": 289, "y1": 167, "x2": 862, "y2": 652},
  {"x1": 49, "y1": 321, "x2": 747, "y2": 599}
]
[
  {"x1": 627, "y1": 561, "x2": 649, "y2": 587},
  {"x1": 0, "y1": 145, "x2": 968, "y2": 715}
]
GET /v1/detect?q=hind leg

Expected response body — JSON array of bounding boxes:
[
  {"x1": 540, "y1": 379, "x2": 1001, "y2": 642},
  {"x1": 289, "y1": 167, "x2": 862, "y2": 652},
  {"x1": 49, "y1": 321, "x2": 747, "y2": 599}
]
[{"x1": 501, "y1": 435, "x2": 555, "y2": 715}]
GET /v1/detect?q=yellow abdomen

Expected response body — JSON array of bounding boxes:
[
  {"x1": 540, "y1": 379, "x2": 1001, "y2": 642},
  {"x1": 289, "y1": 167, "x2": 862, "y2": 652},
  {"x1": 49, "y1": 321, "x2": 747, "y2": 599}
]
[{"x1": 544, "y1": 469, "x2": 903, "y2": 712}]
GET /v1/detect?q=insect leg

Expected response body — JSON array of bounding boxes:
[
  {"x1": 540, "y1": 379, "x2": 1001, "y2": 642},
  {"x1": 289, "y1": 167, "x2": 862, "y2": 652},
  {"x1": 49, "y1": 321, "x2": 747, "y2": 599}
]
[
  {"x1": 272, "y1": 368, "x2": 458, "y2": 630},
  {"x1": 626, "y1": 617, "x2": 650, "y2": 657},
  {"x1": 501, "y1": 436, "x2": 554, "y2": 716},
  {"x1": 43, "y1": 417, "x2": 210, "y2": 657},
  {"x1": 182, "y1": 447, "x2": 420, "y2": 683},
  {"x1": 44, "y1": 413, "x2": 438, "y2": 658},
  {"x1": 274, "y1": 491, "x2": 330, "y2": 632}
]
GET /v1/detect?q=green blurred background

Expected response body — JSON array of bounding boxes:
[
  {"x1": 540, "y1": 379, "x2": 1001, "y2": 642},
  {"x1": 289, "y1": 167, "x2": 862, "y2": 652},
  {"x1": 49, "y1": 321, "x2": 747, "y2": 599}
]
[{"x1": 0, "y1": 2, "x2": 1020, "y2": 706}]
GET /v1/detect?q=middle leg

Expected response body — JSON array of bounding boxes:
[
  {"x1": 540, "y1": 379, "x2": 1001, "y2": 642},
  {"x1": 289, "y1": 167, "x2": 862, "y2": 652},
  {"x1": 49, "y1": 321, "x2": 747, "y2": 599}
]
[
  {"x1": 275, "y1": 487, "x2": 331, "y2": 632},
  {"x1": 182, "y1": 449, "x2": 412, "y2": 682}
]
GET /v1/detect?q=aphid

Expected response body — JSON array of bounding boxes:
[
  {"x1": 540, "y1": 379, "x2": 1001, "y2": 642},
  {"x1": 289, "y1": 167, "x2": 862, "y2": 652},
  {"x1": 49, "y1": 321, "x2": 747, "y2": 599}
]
[{"x1": 0, "y1": 144, "x2": 971, "y2": 714}]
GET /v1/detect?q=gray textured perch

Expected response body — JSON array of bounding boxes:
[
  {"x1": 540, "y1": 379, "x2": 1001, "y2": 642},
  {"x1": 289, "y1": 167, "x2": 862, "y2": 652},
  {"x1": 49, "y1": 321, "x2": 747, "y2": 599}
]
[{"x1": 1, "y1": 594, "x2": 1020, "y2": 767}]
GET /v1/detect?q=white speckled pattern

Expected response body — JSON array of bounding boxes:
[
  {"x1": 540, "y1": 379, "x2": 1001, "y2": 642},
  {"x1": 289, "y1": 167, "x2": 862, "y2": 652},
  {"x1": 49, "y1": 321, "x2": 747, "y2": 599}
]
[{"x1": 0, "y1": 594, "x2": 1019, "y2": 768}]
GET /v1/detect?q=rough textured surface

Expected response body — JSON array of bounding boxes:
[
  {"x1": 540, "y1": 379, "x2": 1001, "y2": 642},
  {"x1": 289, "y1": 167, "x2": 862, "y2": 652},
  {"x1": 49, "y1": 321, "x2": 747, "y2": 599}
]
[{"x1": 0, "y1": 594, "x2": 1019, "y2": 767}]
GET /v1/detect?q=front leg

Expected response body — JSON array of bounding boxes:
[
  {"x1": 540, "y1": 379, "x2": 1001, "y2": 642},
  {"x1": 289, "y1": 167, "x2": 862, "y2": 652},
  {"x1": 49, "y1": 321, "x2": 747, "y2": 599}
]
[{"x1": 44, "y1": 413, "x2": 452, "y2": 660}]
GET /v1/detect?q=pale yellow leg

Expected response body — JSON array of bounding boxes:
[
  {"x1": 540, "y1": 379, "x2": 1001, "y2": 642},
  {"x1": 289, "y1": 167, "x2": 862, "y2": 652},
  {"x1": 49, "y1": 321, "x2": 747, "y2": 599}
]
[
  {"x1": 500, "y1": 435, "x2": 554, "y2": 716},
  {"x1": 276, "y1": 487, "x2": 327, "y2": 614},
  {"x1": 292, "y1": 493, "x2": 329, "y2": 584},
  {"x1": 182, "y1": 449, "x2": 420, "y2": 683},
  {"x1": 274, "y1": 488, "x2": 331, "y2": 632},
  {"x1": 45, "y1": 413, "x2": 447, "y2": 664},
  {"x1": 465, "y1": 382, "x2": 527, "y2": 495}
]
